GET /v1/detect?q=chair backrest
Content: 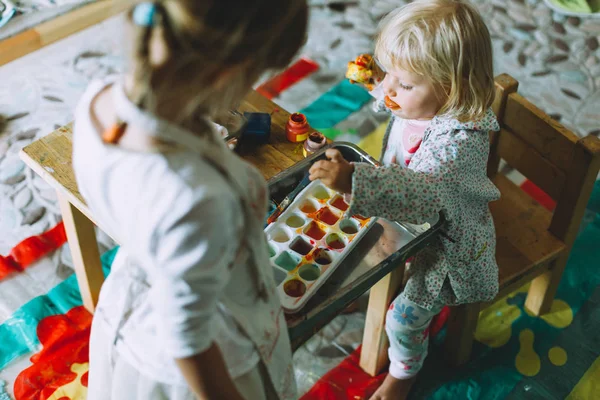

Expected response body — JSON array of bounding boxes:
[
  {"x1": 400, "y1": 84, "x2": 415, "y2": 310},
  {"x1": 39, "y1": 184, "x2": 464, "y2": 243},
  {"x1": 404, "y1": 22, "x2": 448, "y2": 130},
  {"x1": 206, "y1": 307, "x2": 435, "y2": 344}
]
[{"x1": 488, "y1": 74, "x2": 600, "y2": 248}]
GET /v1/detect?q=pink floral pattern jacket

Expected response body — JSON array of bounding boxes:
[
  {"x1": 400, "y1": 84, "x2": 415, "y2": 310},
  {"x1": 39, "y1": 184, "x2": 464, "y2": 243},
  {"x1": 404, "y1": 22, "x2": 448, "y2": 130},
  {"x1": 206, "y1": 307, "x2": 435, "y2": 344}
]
[{"x1": 348, "y1": 109, "x2": 501, "y2": 310}]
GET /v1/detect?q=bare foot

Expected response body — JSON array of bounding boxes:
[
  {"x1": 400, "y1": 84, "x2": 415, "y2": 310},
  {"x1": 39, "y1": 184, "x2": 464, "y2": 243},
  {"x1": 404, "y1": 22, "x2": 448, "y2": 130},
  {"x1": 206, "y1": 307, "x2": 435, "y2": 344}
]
[{"x1": 369, "y1": 374, "x2": 416, "y2": 400}]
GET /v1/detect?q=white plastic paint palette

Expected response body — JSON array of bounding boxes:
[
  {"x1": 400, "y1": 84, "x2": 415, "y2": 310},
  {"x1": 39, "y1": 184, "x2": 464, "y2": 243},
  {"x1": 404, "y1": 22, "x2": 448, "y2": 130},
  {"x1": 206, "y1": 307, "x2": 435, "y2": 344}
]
[{"x1": 265, "y1": 180, "x2": 375, "y2": 313}]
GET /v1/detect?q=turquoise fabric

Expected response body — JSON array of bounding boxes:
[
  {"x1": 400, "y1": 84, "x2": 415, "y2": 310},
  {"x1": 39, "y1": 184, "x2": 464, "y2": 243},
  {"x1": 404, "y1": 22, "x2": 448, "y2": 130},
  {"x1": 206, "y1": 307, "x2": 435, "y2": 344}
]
[
  {"x1": 0, "y1": 380, "x2": 10, "y2": 400},
  {"x1": 0, "y1": 247, "x2": 118, "y2": 370},
  {"x1": 300, "y1": 79, "x2": 372, "y2": 131}
]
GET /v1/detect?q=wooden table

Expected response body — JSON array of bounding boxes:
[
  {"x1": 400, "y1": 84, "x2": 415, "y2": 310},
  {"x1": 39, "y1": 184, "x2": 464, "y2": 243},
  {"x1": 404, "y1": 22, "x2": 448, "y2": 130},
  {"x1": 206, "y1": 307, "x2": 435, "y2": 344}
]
[
  {"x1": 20, "y1": 90, "x2": 427, "y2": 376},
  {"x1": 19, "y1": 89, "x2": 305, "y2": 307},
  {"x1": 0, "y1": 1, "x2": 132, "y2": 67}
]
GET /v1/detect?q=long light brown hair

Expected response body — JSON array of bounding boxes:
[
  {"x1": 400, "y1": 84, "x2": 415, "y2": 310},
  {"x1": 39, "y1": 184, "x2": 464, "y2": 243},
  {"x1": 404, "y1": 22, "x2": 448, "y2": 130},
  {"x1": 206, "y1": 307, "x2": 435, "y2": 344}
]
[{"x1": 127, "y1": 0, "x2": 308, "y2": 129}]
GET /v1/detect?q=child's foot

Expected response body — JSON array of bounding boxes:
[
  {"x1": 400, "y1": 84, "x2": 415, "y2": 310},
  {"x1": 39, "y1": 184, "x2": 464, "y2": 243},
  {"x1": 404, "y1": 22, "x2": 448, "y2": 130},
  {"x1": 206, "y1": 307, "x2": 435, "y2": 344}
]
[{"x1": 369, "y1": 374, "x2": 415, "y2": 400}]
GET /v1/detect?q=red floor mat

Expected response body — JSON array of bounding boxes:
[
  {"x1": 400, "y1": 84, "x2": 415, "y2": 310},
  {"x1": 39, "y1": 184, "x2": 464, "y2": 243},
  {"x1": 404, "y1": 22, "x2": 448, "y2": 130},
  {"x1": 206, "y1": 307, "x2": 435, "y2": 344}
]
[
  {"x1": 299, "y1": 345, "x2": 387, "y2": 400},
  {"x1": 0, "y1": 222, "x2": 66, "y2": 281},
  {"x1": 300, "y1": 307, "x2": 450, "y2": 399},
  {"x1": 256, "y1": 57, "x2": 319, "y2": 99},
  {"x1": 520, "y1": 180, "x2": 555, "y2": 211}
]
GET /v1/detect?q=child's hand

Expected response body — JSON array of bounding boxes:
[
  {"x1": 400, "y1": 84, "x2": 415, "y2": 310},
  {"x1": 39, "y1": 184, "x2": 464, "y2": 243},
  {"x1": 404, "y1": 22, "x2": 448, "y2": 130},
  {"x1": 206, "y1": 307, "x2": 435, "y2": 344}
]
[{"x1": 309, "y1": 149, "x2": 354, "y2": 194}]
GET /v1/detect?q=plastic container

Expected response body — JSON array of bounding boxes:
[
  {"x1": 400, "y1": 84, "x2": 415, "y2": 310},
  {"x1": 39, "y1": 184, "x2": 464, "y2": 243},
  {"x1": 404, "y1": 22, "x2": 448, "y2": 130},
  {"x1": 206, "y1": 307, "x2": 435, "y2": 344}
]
[{"x1": 264, "y1": 180, "x2": 376, "y2": 312}]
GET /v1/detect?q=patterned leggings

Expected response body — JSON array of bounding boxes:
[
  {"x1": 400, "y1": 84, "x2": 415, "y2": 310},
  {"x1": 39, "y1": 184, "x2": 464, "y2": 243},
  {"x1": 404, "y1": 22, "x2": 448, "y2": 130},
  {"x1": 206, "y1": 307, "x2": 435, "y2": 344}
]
[{"x1": 385, "y1": 292, "x2": 444, "y2": 379}]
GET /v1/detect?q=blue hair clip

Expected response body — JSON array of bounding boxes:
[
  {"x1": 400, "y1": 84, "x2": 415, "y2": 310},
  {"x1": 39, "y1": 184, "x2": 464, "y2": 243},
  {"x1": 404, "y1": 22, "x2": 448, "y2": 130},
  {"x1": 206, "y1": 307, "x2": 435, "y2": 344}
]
[{"x1": 133, "y1": 2, "x2": 157, "y2": 27}]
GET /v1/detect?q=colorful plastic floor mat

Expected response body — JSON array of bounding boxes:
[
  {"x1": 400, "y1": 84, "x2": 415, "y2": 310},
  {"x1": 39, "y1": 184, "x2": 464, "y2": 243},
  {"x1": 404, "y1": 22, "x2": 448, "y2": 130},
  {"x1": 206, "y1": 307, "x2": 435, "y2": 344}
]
[
  {"x1": 0, "y1": 248, "x2": 116, "y2": 399},
  {"x1": 301, "y1": 182, "x2": 600, "y2": 400}
]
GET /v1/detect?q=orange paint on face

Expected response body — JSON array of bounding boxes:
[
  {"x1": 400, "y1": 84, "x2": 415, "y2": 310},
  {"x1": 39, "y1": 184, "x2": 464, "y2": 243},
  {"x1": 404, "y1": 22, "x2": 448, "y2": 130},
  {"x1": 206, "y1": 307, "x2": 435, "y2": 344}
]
[{"x1": 384, "y1": 96, "x2": 401, "y2": 110}]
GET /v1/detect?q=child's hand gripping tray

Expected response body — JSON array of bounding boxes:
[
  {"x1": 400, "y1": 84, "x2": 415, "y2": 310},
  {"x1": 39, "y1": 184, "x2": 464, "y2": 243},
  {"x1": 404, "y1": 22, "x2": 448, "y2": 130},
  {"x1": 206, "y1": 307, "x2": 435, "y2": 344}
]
[{"x1": 264, "y1": 180, "x2": 376, "y2": 313}]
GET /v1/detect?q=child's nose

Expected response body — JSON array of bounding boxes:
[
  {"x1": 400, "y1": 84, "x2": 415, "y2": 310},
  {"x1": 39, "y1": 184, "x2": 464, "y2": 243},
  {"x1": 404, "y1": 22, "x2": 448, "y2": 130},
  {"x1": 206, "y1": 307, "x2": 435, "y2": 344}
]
[{"x1": 383, "y1": 81, "x2": 396, "y2": 98}]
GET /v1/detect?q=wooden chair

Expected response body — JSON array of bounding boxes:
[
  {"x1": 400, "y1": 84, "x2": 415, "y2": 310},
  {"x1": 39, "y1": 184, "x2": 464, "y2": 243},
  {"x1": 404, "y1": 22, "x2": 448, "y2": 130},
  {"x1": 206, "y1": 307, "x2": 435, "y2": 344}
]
[{"x1": 444, "y1": 73, "x2": 600, "y2": 366}]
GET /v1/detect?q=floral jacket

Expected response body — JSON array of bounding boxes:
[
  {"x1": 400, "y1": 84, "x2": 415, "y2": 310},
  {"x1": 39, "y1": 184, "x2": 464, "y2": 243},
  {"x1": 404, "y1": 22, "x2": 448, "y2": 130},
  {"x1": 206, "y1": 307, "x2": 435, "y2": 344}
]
[{"x1": 348, "y1": 110, "x2": 501, "y2": 310}]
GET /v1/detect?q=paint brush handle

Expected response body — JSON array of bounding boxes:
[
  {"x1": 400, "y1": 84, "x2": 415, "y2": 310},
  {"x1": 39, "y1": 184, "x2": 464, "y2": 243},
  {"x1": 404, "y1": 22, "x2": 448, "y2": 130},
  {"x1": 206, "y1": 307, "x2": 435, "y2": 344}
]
[
  {"x1": 266, "y1": 173, "x2": 311, "y2": 225},
  {"x1": 287, "y1": 173, "x2": 311, "y2": 201},
  {"x1": 266, "y1": 200, "x2": 288, "y2": 225}
]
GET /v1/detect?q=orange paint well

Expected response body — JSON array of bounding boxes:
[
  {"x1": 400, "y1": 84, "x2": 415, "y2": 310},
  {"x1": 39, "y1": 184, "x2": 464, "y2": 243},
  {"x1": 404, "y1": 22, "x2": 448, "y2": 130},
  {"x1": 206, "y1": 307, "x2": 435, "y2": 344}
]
[
  {"x1": 304, "y1": 221, "x2": 326, "y2": 240},
  {"x1": 301, "y1": 203, "x2": 317, "y2": 214},
  {"x1": 331, "y1": 196, "x2": 349, "y2": 212},
  {"x1": 317, "y1": 207, "x2": 340, "y2": 226}
]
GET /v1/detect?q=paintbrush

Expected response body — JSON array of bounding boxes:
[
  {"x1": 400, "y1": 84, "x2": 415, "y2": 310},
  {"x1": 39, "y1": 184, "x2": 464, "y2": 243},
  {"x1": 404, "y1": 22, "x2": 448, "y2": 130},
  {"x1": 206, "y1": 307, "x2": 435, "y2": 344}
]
[{"x1": 267, "y1": 172, "x2": 311, "y2": 224}]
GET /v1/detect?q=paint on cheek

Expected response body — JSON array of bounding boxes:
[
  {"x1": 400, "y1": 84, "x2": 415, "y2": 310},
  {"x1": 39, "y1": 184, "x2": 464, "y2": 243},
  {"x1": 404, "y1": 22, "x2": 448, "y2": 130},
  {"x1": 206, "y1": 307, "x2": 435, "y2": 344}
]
[{"x1": 384, "y1": 95, "x2": 401, "y2": 110}]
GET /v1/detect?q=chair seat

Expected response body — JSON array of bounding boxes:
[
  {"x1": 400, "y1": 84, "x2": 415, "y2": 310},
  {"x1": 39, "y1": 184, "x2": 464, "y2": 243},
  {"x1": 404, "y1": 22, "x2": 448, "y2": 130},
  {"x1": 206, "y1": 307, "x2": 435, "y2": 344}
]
[{"x1": 491, "y1": 174, "x2": 566, "y2": 290}]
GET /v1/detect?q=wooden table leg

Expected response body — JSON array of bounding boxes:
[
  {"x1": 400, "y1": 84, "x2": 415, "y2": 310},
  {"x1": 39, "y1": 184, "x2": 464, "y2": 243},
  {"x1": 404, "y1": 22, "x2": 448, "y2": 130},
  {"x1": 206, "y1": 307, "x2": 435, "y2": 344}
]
[
  {"x1": 444, "y1": 302, "x2": 480, "y2": 366},
  {"x1": 359, "y1": 266, "x2": 404, "y2": 376},
  {"x1": 58, "y1": 193, "x2": 105, "y2": 313}
]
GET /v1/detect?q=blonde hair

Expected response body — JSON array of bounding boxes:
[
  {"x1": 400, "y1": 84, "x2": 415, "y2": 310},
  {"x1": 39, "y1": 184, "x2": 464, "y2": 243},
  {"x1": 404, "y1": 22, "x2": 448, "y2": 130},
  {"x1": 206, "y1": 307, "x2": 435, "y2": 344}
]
[
  {"x1": 375, "y1": 0, "x2": 494, "y2": 122},
  {"x1": 127, "y1": 0, "x2": 307, "y2": 127}
]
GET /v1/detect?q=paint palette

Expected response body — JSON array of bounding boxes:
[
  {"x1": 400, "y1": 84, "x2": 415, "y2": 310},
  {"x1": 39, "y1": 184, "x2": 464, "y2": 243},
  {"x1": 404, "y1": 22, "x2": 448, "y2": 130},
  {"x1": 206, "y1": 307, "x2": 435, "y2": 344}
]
[{"x1": 265, "y1": 180, "x2": 376, "y2": 313}]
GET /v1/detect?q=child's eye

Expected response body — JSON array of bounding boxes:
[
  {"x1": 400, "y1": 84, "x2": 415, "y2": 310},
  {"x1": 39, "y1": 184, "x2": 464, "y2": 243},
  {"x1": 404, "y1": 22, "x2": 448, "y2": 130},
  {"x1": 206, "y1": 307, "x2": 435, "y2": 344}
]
[{"x1": 400, "y1": 83, "x2": 413, "y2": 91}]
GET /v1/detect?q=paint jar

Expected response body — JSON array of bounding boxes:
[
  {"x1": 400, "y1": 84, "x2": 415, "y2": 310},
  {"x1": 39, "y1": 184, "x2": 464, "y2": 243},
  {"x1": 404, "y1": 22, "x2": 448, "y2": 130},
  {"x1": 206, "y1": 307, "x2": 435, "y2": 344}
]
[
  {"x1": 303, "y1": 132, "x2": 327, "y2": 157},
  {"x1": 242, "y1": 112, "x2": 271, "y2": 144},
  {"x1": 286, "y1": 113, "x2": 310, "y2": 143}
]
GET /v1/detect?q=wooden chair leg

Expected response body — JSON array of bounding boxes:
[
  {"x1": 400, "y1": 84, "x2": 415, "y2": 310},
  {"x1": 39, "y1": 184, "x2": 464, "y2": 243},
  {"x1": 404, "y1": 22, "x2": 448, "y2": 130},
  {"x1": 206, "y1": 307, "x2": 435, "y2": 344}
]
[
  {"x1": 359, "y1": 266, "x2": 404, "y2": 376},
  {"x1": 58, "y1": 193, "x2": 105, "y2": 313},
  {"x1": 525, "y1": 255, "x2": 568, "y2": 316},
  {"x1": 444, "y1": 303, "x2": 480, "y2": 366}
]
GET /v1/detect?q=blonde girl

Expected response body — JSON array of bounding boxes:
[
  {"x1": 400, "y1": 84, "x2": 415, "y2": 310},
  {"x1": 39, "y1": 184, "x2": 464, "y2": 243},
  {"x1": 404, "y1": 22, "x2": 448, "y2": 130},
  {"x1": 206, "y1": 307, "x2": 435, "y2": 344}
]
[
  {"x1": 309, "y1": 1, "x2": 500, "y2": 398},
  {"x1": 72, "y1": 1, "x2": 307, "y2": 399}
]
